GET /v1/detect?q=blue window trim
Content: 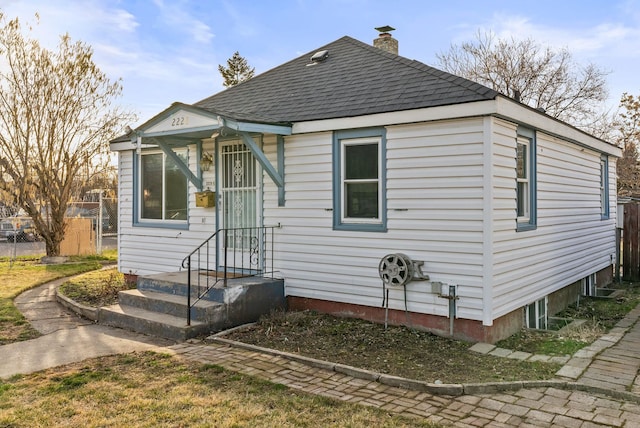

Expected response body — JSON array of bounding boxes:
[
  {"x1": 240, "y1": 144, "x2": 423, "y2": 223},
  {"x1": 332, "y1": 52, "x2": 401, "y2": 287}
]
[
  {"x1": 332, "y1": 127, "x2": 387, "y2": 232},
  {"x1": 601, "y1": 155, "x2": 610, "y2": 220},
  {"x1": 132, "y1": 149, "x2": 190, "y2": 230},
  {"x1": 516, "y1": 127, "x2": 537, "y2": 232}
]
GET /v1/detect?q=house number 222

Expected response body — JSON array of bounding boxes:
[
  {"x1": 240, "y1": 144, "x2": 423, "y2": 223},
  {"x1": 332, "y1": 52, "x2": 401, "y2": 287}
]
[{"x1": 171, "y1": 116, "x2": 189, "y2": 126}]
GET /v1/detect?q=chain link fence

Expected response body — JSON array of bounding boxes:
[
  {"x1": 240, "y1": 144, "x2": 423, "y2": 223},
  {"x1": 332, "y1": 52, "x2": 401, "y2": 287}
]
[
  {"x1": 67, "y1": 197, "x2": 118, "y2": 253},
  {"x1": 0, "y1": 196, "x2": 117, "y2": 257}
]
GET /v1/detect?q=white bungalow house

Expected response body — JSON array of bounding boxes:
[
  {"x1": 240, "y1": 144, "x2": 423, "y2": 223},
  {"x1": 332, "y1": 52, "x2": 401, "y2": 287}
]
[{"x1": 110, "y1": 30, "x2": 621, "y2": 343}]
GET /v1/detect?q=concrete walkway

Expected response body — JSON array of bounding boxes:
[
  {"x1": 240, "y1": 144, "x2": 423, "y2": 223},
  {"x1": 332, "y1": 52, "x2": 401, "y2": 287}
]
[
  {"x1": 554, "y1": 304, "x2": 640, "y2": 394},
  {"x1": 4, "y1": 278, "x2": 640, "y2": 426},
  {"x1": 0, "y1": 276, "x2": 171, "y2": 379},
  {"x1": 468, "y1": 304, "x2": 640, "y2": 397}
]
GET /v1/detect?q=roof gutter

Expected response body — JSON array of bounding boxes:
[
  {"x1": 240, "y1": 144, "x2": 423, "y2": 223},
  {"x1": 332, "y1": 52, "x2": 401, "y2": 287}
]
[{"x1": 291, "y1": 97, "x2": 621, "y2": 158}]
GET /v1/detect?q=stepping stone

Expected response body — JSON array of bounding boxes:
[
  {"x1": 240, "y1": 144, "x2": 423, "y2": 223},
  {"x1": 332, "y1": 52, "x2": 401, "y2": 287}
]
[{"x1": 469, "y1": 343, "x2": 495, "y2": 354}]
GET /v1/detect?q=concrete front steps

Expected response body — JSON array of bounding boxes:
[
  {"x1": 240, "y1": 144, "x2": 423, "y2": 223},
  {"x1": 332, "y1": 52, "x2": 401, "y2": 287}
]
[{"x1": 99, "y1": 271, "x2": 285, "y2": 342}]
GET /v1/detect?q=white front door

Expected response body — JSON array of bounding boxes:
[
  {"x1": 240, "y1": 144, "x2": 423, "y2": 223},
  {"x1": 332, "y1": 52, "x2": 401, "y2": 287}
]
[{"x1": 218, "y1": 140, "x2": 261, "y2": 272}]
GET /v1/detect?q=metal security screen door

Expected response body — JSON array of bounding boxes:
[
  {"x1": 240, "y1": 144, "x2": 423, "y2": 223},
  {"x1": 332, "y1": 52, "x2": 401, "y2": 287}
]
[{"x1": 219, "y1": 141, "x2": 261, "y2": 271}]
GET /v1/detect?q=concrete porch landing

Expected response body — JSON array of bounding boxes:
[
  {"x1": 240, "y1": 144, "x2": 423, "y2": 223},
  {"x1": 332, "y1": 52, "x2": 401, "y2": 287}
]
[{"x1": 99, "y1": 271, "x2": 285, "y2": 341}]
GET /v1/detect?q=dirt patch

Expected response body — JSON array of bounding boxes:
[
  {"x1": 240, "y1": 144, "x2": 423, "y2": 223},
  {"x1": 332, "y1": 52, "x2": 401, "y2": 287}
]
[{"x1": 223, "y1": 310, "x2": 560, "y2": 384}]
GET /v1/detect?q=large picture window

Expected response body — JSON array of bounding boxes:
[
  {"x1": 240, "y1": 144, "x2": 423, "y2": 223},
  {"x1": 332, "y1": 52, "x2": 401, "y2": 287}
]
[
  {"x1": 139, "y1": 150, "x2": 188, "y2": 223},
  {"x1": 516, "y1": 127, "x2": 536, "y2": 231},
  {"x1": 333, "y1": 128, "x2": 386, "y2": 232}
]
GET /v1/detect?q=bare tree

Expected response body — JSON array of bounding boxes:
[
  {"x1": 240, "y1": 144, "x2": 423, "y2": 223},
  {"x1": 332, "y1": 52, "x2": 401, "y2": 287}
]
[
  {"x1": 218, "y1": 51, "x2": 255, "y2": 88},
  {"x1": 436, "y1": 31, "x2": 610, "y2": 132},
  {"x1": 617, "y1": 93, "x2": 640, "y2": 196},
  {"x1": 0, "y1": 14, "x2": 136, "y2": 256}
]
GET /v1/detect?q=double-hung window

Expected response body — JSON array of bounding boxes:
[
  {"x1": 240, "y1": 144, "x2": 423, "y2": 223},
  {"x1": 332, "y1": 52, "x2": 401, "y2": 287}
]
[
  {"x1": 516, "y1": 127, "x2": 536, "y2": 231},
  {"x1": 138, "y1": 149, "x2": 188, "y2": 225},
  {"x1": 333, "y1": 128, "x2": 386, "y2": 232},
  {"x1": 600, "y1": 155, "x2": 610, "y2": 219},
  {"x1": 516, "y1": 138, "x2": 530, "y2": 220}
]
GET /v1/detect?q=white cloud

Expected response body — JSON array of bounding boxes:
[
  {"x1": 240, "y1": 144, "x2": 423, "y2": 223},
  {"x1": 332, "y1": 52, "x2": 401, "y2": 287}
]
[
  {"x1": 0, "y1": 0, "x2": 221, "y2": 124},
  {"x1": 481, "y1": 12, "x2": 640, "y2": 59},
  {"x1": 152, "y1": 0, "x2": 215, "y2": 44}
]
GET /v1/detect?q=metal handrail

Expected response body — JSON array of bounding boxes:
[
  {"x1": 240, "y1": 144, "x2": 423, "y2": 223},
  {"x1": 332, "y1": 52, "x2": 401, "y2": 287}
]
[{"x1": 181, "y1": 225, "x2": 278, "y2": 325}]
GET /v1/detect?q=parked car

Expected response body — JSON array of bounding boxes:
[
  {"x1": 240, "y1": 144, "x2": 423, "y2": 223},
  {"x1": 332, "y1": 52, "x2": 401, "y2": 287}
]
[{"x1": 0, "y1": 217, "x2": 37, "y2": 242}]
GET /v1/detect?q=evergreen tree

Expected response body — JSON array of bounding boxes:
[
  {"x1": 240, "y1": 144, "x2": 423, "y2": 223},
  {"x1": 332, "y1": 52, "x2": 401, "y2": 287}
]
[{"x1": 218, "y1": 51, "x2": 255, "y2": 87}]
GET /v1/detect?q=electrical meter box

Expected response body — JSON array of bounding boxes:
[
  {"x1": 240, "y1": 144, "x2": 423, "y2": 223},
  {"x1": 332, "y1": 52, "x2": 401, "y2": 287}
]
[{"x1": 195, "y1": 190, "x2": 216, "y2": 208}]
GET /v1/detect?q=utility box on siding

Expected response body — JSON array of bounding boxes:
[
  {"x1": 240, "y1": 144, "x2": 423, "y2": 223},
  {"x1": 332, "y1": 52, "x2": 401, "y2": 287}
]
[{"x1": 618, "y1": 203, "x2": 625, "y2": 229}]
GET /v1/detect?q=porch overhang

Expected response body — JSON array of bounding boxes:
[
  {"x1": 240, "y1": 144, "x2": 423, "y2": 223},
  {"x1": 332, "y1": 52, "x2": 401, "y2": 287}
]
[{"x1": 112, "y1": 103, "x2": 291, "y2": 195}]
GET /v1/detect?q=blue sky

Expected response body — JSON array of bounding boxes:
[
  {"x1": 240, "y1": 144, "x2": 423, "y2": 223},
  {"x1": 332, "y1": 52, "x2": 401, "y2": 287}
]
[{"x1": 2, "y1": 0, "x2": 640, "y2": 126}]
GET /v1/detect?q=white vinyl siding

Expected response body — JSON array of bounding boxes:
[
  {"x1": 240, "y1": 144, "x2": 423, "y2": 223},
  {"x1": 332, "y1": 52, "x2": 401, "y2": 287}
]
[
  {"x1": 116, "y1": 143, "x2": 218, "y2": 276},
  {"x1": 491, "y1": 128, "x2": 617, "y2": 320},
  {"x1": 264, "y1": 118, "x2": 486, "y2": 321},
  {"x1": 114, "y1": 112, "x2": 618, "y2": 327}
]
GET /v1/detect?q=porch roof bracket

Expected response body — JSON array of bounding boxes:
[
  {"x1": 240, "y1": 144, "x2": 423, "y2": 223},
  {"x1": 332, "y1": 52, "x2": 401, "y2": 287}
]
[
  {"x1": 147, "y1": 137, "x2": 204, "y2": 191},
  {"x1": 221, "y1": 116, "x2": 292, "y2": 136},
  {"x1": 239, "y1": 131, "x2": 284, "y2": 188}
]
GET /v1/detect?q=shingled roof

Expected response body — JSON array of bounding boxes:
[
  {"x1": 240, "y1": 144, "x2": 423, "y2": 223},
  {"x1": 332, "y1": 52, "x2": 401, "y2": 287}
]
[{"x1": 193, "y1": 36, "x2": 499, "y2": 124}]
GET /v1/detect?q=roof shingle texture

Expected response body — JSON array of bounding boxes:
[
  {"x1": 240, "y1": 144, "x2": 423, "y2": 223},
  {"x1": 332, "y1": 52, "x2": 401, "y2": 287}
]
[{"x1": 194, "y1": 36, "x2": 499, "y2": 124}]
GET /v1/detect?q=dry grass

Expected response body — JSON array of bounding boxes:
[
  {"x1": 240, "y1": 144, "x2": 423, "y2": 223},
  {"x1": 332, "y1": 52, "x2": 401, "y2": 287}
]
[
  {"x1": 560, "y1": 321, "x2": 606, "y2": 342},
  {"x1": 224, "y1": 310, "x2": 561, "y2": 384},
  {"x1": 3, "y1": 254, "x2": 440, "y2": 426},
  {"x1": 59, "y1": 268, "x2": 135, "y2": 307},
  {"x1": 0, "y1": 351, "x2": 440, "y2": 428},
  {"x1": 0, "y1": 258, "x2": 101, "y2": 299},
  {"x1": 498, "y1": 282, "x2": 640, "y2": 355}
]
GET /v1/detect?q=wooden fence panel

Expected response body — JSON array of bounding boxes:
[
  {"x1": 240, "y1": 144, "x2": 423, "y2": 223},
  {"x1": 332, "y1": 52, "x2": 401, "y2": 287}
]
[
  {"x1": 60, "y1": 218, "x2": 95, "y2": 256},
  {"x1": 623, "y1": 203, "x2": 640, "y2": 281}
]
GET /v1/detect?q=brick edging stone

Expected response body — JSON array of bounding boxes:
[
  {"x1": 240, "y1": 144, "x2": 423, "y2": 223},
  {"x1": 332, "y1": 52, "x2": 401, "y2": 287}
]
[
  {"x1": 209, "y1": 335, "x2": 640, "y2": 403},
  {"x1": 54, "y1": 277, "x2": 640, "y2": 404}
]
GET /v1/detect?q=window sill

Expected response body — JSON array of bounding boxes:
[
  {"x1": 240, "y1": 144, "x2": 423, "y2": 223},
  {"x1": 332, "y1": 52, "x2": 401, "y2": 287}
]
[
  {"x1": 516, "y1": 222, "x2": 537, "y2": 232},
  {"x1": 134, "y1": 221, "x2": 189, "y2": 230},
  {"x1": 334, "y1": 222, "x2": 387, "y2": 232}
]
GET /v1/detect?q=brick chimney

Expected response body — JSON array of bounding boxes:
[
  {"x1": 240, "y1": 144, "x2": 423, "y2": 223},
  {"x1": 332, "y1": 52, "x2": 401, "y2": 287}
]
[{"x1": 373, "y1": 25, "x2": 398, "y2": 55}]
